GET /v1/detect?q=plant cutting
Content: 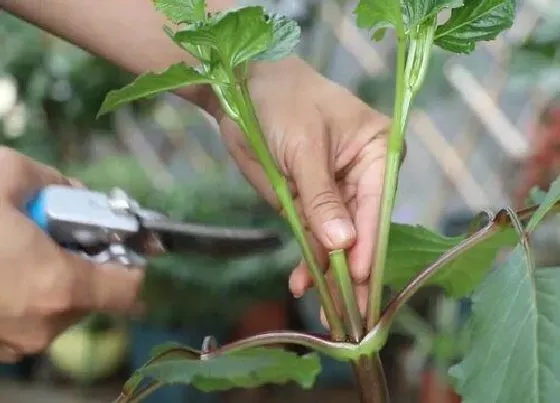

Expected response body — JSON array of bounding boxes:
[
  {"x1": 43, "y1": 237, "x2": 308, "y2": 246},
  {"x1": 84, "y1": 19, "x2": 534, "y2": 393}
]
[{"x1": 97, "y1": 0, "x2": 560, "y2": 402}]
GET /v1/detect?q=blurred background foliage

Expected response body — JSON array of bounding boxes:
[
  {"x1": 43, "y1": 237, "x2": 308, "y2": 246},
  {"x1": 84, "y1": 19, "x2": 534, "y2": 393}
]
[{"x1": 510, "y1": 10, "x2": 560, "y2": 101}]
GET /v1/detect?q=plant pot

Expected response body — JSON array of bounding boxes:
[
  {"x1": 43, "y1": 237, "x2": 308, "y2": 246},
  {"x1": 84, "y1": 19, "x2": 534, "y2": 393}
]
[{"x1": 128, "y1": 321, "x2": 230, "y2": 403}]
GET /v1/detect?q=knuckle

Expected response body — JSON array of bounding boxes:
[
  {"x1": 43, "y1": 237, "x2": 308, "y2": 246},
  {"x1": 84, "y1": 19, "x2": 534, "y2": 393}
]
[
  {"x1": 285, "y1": 134, "x2": 319, "y2": 172},
  {"x1": 308, "y1": 189, "x2": 341, "y2": 216},
  {"x1": 365, "y1": 114, "x2": 391, "y2": 139}
]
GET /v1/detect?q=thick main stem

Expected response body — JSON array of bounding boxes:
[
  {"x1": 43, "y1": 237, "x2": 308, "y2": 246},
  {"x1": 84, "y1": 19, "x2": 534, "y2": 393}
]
[
  {"x1": 363, "y1": 21, "x2": 437, "y2": 403},
  {"x1": 366, "y1": 32, "x2": 410, "y2": 331},
  {"x1": 233, "y1": 82, "x2": 346, "y2": 340},
  {"x1": 366, "y1": 18, "x2": 437, "y2": 331},
  {"x1": 330, "y1": 250, "x2": 383, "y2": 403}
]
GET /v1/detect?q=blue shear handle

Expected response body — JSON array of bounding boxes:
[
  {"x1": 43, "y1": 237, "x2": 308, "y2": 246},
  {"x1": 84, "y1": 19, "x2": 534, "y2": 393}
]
[{"x1": 25, "y1": 190, "x2": 49, "y2": 232}]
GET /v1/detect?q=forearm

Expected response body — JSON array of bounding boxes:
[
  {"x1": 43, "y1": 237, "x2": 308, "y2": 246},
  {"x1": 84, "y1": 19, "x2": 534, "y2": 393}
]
[{"x1": 0, "y1": 0, "x2": 233, "y2": 112}]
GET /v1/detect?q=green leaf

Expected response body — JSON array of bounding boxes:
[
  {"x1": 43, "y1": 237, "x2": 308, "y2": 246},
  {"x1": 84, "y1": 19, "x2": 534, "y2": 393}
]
[
  {"x1": 174, "y1": 7, "x2": 273, "y2": 69},
  {"x1": 134, "y1": 347, "x2": 321, "y2": 393},
  {"x1": 435, "y1": 0, "x2": 517, "y2": 53},
  {"x1": 527, "y1": 176, "x2": 560, "y2": 231},
  {"x1": 97, "y1": 63, "x2": 215, "y2": 116},
  {"x1": 354, "y1": 0, "x2": 404, "y2": 38},
  {"x1": 404, "y1": 0, "x2": 464, "y2": 28},
  {"x1": 383, "y1": 222, "x2": 517, "y2": 297},
  {"x1": 153, "y1": 0, "x2": 206, "y2": 24},
  {"x1": 449, "y1": 249, "x2": 560, "y2": 402},
  {"x1": 355, "y1": 0, "x2": 464, "y2": 38},
  {"x1": 254, "y1": 13, "x2": 301, "y2": 62}
]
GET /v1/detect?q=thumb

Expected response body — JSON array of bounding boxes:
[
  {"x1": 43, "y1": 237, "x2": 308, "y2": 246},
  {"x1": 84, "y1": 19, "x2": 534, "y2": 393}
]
[{"x1": 290, "y1": 138, "x2": 356, "y2": 251}]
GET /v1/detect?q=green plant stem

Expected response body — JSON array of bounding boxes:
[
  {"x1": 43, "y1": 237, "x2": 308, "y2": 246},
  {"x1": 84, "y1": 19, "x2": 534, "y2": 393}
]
[
  {"x1": 330, "y1": 250, "x2": 363, "y2": 342},
  {"x1": 366, "y1": 18, "x2": 437, "y2": 331},
  {"x1": 329, "y1": 250, "x2": 382, "y2": 403},
  {"x1": 354, "y1": 355, "x2": 390, "y2": 403},
  {"x1": 118, "y1": 201, "x2": 560, "y2": 403},
  {"x1": 227, "y1": 80, "x2": 346, "y2": 340},
  {"x1": 366, "y1": 32, "x2": 410, "y2": 331}
]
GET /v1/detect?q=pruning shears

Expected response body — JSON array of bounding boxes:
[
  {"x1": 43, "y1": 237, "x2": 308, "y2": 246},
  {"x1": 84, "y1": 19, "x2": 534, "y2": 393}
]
[{"x1": 24, "y1": 185, "x2": 283, "y2": 267}]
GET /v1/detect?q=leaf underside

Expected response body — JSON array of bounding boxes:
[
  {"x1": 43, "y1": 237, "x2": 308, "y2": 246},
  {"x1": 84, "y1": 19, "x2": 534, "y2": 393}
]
[
  {"x1": 450, "y1": 178, "x2": 560, "y2": 402},
  {"x1": 450, "y1": 252, "x2": 560, "y2": 402}
]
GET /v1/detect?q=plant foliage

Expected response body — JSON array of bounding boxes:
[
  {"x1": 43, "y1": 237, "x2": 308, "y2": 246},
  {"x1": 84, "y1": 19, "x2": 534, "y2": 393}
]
[
  {"x1": 98, "y1": 1, "x2": 301, "y2": 116},
  {"x1": 384, "y1": 222, "x2": 517, "y2": 297},
  {"x1": 450, "y1": 179, "x2": 560, "y2": 403},
  {"x1": 121, "y1": 343, "x2": 321, "y2": 400},
  {"x1": 356, "y1": 0, "x2": 516, "y2": 55},
  {"x1": 93, "y1": 0, "x2": 559, "y2": 402}
]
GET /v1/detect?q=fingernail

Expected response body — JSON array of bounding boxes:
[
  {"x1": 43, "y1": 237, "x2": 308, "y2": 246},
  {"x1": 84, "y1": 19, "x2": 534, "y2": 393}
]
[
  {"x1": 289, "y1": 278, "x2": 303, "y2": 299},
  {"x1": 323, "y1": 219, "x2": 356, "y2": 248}
]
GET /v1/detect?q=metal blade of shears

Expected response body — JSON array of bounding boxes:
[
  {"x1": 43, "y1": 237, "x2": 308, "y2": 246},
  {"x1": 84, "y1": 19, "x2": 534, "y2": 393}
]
[{"x1": 139, "y1": 216, "x2": 284, "y2": 258}]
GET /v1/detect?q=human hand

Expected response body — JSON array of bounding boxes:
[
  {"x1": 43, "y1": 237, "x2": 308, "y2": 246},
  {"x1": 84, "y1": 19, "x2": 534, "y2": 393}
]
[
  {"x1": 0, "y1": 147, "x2": 143, "y2": 362},
  {"x1": 212, "y1": 57, "x2": 391, "y2": 326}
]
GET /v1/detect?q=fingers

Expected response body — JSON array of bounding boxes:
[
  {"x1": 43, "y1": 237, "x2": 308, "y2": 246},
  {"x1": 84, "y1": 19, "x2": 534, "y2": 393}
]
[
  {"x1": 0, "y1": 146, "x2": 71, "y2": 206},
  {"x1": 288, "y1": 230, "x2": 328, "y2": 297},
  {"x1": 288, "y1": 134, "x2": 356, "y2": 252},
  {"x1": 66, "y1": 252, "x2": 145, "y2": 315},
  {"x1": 347, "y1": 162, "x2": 385, "y2": 283}
]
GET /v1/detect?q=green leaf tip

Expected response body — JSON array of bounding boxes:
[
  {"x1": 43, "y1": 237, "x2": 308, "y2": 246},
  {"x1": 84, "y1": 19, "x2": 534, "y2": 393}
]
[
  {"x1": 153, "y1": 0, "x2": 207, "y2": 24},
  {"x1": 96, "y1": 63, "x2": 215, "y2": 118},
  {"x1": 527, "y1": 175, "x2": 560, "y2": 232}
]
